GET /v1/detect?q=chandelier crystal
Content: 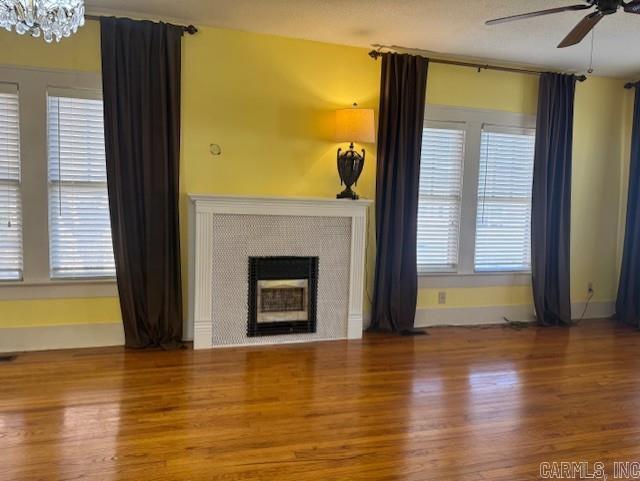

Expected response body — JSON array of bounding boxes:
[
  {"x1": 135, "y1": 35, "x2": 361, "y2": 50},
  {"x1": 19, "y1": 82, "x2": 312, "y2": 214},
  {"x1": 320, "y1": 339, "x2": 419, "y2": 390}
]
[{"x1": 0, "y1": 0, "x2": 85, "y2": 43}]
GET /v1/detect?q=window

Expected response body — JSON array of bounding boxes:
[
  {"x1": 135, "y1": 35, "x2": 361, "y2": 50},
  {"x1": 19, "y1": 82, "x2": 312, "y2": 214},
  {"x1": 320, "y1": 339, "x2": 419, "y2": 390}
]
[
  {"x1": 47, "y1": 91, "x2": 115, "y2": 279},
  {"x1": 475, "y1": 126, "x2": 535, "y2": 272},
  {"x1": 417, "y1": 125, "x2": 465, "y2": 272},
  {"x1": 0, "y1": 66, "x2": 117, "y2": 298},
  {"x1": 0, "y1": 85, "x2": 22, "y2": 281},
  {"x1": 418, "y1": 106, "x2": 536, "y2": 279}
]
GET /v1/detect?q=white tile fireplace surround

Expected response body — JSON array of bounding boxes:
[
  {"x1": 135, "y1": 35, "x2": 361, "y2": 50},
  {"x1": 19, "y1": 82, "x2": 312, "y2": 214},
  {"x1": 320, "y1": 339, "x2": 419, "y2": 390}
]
[{"x1": 188, "y1": 195, "x2": 371, "y2": 349}]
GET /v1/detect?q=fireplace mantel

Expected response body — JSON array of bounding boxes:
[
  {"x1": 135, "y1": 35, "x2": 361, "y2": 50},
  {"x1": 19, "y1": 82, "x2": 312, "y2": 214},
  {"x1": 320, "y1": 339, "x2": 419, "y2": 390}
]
[
  {"x1": 188, "y1": 194, "x2": 372, "y2": 216},
  {"x1": 187, "y1": 194, "x2": 372, "y2": 349}
]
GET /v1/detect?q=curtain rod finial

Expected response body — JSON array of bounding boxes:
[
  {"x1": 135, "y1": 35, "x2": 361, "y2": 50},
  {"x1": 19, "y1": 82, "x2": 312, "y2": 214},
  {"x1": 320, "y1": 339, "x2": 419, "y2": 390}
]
[
  {"x1": 576, "y1": 75, "x2": 587, "y2": 82},
  {"x1": 184, "y1": 24, "x2": 198, "y2": 35},
  {"x1": 368, "y1": 50, "x2": 382, "y2": 60},
  {"x1": 625, "y1": 82, "x2": 636, "y2": 89}
]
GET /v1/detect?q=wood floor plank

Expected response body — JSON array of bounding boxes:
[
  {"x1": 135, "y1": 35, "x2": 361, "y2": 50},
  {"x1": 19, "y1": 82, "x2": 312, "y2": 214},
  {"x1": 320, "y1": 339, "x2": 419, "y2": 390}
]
[{"x1": 1, "y1": 320, "x2": 640, "y2": 480}]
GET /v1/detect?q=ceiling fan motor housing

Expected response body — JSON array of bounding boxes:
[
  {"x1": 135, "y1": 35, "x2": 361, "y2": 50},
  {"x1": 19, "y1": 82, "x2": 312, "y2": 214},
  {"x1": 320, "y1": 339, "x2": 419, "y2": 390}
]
[{"x1": 596, "y1": 0, "x2": 624, "y2": 14}]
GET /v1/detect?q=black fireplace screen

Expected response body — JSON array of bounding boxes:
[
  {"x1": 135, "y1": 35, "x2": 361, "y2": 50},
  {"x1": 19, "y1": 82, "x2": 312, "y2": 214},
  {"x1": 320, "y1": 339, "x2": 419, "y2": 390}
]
[
  {"x1": 261, "y1": 287, "x2": 305, "y2": 312},
  {"x1": 248, "y1": 256, "x2": 318, "y2": 337}
]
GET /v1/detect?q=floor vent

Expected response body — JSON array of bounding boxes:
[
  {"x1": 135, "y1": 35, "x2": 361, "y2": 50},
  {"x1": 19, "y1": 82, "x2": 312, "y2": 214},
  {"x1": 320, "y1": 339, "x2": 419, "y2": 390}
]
[{"x1": 0, "y1": 355, "x2": 17, "y2": 363}]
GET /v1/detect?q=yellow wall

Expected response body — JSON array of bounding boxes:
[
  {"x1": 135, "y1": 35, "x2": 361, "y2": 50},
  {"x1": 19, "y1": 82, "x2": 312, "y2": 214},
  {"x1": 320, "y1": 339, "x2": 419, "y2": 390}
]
[
  {"x1": 418, "y1": 286, "x2": 532, "y2": 309},
  {"x1": 0, "y1": 21, "x2": 101, "y2": 72},
  {"x1": 0, "y1": 298, "x2": 120, "y2": 328},
  {"x1": 427, "y1": 63, "x2": 539, "y2": 114},
  {"x1": 0, "y1": 20, "x2": 630, "y2": 329},
  {"x1": 572, "y1": 76, "x2": 627, "y2": 302},
  {"x1": 181, "y1": 28, "x2": 379, "y2": 199}
]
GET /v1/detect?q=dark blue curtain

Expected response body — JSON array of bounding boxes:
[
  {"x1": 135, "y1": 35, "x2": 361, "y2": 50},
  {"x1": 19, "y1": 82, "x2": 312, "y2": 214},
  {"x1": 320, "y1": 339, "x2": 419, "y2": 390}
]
[
  {"x1": 370, "y1": 53, "x2": 429, "y2": 334},
  {"x1": 531, "y1": 73, "x2": 577, "y2": 326},
  {"x1": 615, "y1": 82, "x2": 640, "y2": 326}
]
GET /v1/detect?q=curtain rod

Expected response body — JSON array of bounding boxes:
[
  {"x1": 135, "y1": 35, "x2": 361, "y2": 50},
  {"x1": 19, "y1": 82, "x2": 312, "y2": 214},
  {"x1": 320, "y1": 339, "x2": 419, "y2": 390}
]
[
  {"x1": 368, "y1": 49, "x2": 587, "y2": 82},
  {"x1": 85, "y1": 14, "x2": 198, "y2": 35}
]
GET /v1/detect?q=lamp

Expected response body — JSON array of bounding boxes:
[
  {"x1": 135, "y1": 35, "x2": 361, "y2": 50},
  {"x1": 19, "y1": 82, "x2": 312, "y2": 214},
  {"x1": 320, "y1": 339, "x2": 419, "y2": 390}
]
[{"x1": 335, "y1": 103, "x2": 375, "y2": 200}]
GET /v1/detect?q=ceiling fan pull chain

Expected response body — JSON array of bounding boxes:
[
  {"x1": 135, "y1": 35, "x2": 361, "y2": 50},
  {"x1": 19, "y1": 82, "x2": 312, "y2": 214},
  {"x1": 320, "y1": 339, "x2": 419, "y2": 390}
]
[{"x1": 588, "y1": 29, "x2": 595, "y2": 74}]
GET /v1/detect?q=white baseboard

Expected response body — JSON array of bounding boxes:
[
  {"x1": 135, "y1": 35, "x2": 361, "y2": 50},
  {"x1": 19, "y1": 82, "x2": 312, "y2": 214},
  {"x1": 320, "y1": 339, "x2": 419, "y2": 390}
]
[
  {"x1": 570, "y1": 300, "x2": 615, "y2": 321},
  {"x1": 0, "y1": 322, "x2": 124, "y2": 353},
  {"x1": 414, "y1": 301, "x2": 614, "y2": 327},
  {"x1": 415, "y1": 304, "x2": 534, "y2": 327},
  {"x1": 2, "y1": 300, "x2": 613, "y2": 354}
]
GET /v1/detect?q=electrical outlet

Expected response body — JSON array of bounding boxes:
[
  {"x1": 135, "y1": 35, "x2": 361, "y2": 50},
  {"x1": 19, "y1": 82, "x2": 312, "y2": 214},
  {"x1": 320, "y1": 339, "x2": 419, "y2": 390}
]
[
  {"x1": 588, "y1": 282, "x2": 594, "y2": 294},
  {"x1": 438, "y1": 291, "x2": 447, "y2": 305}
]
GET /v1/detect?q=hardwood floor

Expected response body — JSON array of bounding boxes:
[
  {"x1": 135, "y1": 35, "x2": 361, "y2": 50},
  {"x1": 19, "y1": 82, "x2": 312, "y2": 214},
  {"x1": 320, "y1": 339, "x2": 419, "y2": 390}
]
[{"x1": 2, "y1": 320, "x2": 640, "y2": 480}]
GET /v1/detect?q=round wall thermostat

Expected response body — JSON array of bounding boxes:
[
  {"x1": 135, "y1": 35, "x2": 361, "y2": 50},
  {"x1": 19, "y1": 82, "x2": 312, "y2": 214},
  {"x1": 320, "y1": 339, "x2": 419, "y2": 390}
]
[{"x1": 210, "y1": 144, "x2": 222, "y2": 156}]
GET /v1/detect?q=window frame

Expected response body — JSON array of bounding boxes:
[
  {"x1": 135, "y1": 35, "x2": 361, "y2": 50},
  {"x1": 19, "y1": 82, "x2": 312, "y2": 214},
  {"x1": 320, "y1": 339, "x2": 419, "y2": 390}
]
[
  {"x1": 0, "y1": 82, "x2": 23, "y2": 282},
  {"x1": 475, "y1": 124, "x2": 536, "y2": 273},
  {"x1": 418, "y1": 105, "x2": 536, "y2": 288},
  {"x1": 417, "y1": 120, "x2": 466, "y2": 274},
  {"x1": 47, "y1": 88, "x2": 115, "y2": 280},
  {"x1": 0, "y1": 66, "x2": 116, "y2": 300}
]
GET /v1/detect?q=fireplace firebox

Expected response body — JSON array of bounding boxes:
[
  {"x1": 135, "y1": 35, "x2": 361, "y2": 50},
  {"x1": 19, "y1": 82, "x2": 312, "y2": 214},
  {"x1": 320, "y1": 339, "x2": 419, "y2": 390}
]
[{"x1": 247, "y1": 257, "x2": 318, "y2": 336}]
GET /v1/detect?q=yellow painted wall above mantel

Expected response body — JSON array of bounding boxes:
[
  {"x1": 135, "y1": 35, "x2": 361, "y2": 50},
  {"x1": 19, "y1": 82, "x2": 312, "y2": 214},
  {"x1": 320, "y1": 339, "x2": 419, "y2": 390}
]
[{"x1": 180, "y1": 26, "x2": 379, "y2": 200}]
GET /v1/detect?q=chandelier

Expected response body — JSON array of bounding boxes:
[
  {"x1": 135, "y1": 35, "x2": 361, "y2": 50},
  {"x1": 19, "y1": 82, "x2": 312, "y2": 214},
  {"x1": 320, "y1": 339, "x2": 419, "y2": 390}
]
[{"x1": 0, "y1": 0, "x2": 85, "y2": 43}]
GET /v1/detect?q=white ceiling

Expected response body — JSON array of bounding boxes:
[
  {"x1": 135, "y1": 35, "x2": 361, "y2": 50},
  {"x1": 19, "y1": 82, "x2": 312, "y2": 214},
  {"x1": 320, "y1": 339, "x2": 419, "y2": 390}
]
[{"x1": 85, "y1": 0, "x2": 640, "y2": 78}]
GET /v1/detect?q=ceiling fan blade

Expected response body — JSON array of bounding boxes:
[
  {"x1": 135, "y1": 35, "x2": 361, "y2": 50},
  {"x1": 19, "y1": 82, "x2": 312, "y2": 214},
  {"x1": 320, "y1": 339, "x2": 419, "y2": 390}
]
[
  {"x1": 486, "y1": 4, "x2": 592, "y2": 25},
  {"x1": 557, "y1": 11, "x2": 605, "y2": 48},
  {"x1": 624, "y1": 0, "x2": 640, "y2": 13}
]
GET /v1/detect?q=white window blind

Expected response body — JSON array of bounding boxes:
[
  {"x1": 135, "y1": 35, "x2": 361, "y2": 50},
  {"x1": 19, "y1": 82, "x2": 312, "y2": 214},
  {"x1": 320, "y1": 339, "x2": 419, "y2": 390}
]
[
  {"x1": 48, "y1": 92, "x2": 115, "y2": 279},
  {"x1": 417, "y1": 126, "x2": 465, "y2": 272},
  {"x1": 475, "y1": 125, "x2": 535, "y2": 272},
  {"x1": 0, "y1": 86, "x2": 22, "y2": 281}
]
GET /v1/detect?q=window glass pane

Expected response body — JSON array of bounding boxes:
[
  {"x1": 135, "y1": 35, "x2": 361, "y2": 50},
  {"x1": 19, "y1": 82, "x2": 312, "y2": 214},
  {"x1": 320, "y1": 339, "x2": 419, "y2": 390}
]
[
  {"x1": 48, "y1": 95, "x2": 115, "y2": 279},
  {"x1": 475, "y1": 127, "x2": 535, "y2": 272},
  {"x1": 417, "y1": 126, "x2": 465, "y2": 272},
  {"x1": 0, "y1": 89, "x2": 22, "y2": 281}
]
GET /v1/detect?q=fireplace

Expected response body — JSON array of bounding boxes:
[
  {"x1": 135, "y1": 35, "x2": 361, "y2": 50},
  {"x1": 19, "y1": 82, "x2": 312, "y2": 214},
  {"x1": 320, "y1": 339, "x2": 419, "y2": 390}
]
[
  {"x1": 189, "y1": 195, "x2": 371, "y2": 349},
  {"x1": 248, "y1": 257, "x2": 318, "y2": 336}
]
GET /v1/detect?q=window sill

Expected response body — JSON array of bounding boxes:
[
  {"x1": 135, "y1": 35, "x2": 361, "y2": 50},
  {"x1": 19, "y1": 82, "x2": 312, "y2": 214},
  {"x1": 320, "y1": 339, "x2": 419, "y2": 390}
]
[
  {"x1": 418, "y1": 271, "x2": 531, "y2": 288},
  {"x1": 0, "y1": 279, "x2": 118, "y2": 300}
]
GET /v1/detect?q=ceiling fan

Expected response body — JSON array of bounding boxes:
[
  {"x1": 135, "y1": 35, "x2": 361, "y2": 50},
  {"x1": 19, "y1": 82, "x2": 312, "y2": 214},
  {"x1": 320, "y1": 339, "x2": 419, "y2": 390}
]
[{"x1": 486, "y1": 0, "x2": 640, "y2": 48}]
